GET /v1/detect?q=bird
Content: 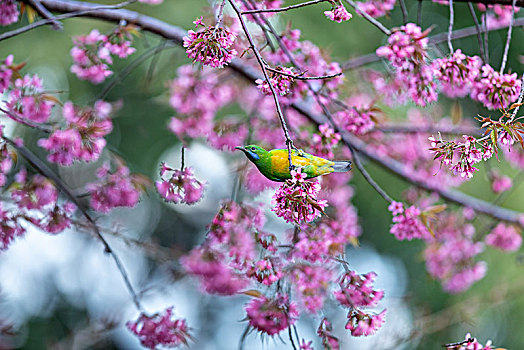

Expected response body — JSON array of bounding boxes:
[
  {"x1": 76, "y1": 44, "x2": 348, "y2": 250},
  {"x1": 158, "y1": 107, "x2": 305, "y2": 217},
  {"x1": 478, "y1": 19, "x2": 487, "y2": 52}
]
[{"x1": 235, "y1": 145, "x2": 351, "y2": 182}]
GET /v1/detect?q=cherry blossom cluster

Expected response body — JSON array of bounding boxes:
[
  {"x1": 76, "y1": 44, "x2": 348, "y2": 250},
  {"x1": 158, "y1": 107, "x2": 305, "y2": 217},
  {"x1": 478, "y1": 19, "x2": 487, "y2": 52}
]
[
  {"x1": 256, "y1": 66, "x2": 295, "y2": 96},
  {"x1": 445, "y1": 333, "x2": 497, "y2": 350},
  {"x1": 334, "y1": 105, "x2": 377, "y2": 136},
  {"x1": 156, "y1": 162, "x2": 205, "y2": 205},
  {"x1": 240, "y1": 0, "x2": 283, "y2": 16},
  {"x1": 429, "y1": 134, "x2": 493, "y2": 179},
  {"x1": 308, "y1": 123, "x2": 341, "y2": 159},
  {"x1": 432, "y1": 49, "x2": 482, "y2": 98},
  {"x1": 470, "y1": 64, "x2": 522, "y2": 110},
  {"x1": 357, "y1": 0, "x2": 396, "y2": 18},
  {"x1": 317, "y1": 318, "x2": 341, "y2": 349},
  {"x1": 168, "y1": 65, "x2": 234, "y2": 141},
  {"x1": 70, "y1": 26, "x2": 136, "y2": 84},
  {"x1": 388, "y1": 201, "x2": 431, "y2": 241},
  {"x1": 245, "y1": 293, "x2": 299, "y2": 336},
  {"x1": 485, "y1": 223, "x2": 522, "y2": 252},
  {"x1": 477, "y1": 3, "x2": 521, "y2": 29},
  {"x1": 0, "y1": 0, "x2": 18, "y2": 26},
  {"x1": 38, "y1": 100, "x2": 114, "y2": 165},
  {"x1": 126, "y1": 307, "x2": 191, "y2": 350},
  {"x1": 324, "y1": 1, "x2": 353, "y2": 23},
  {"x1": 424, "y1": 213, "x2": 487, "y2": 293},
  {"x1": 183, "y1": 17, "x2": 237, "y2": 68},
  {"x1": 85, "y1": 162, "x2": 143, "y2": 213},
  {"x1": 333, "y1": 270, "x2": 386, "y2": 336},
  {"x1": 272, "y1": 168, "x2": 328, "y2": 224},
  {"x1": 1, "y1": 58, "x2": 56, "y2": 124},
  {"x1": 376, "y1": 23, "x2": 438, "y2": 106},
  {"x1": 0, "y1": 138, "x2": 75, "y2": 249}
]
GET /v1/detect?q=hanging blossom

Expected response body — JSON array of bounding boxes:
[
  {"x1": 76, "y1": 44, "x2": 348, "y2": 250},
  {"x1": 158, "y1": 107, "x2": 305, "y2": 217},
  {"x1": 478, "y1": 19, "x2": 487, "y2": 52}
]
[
  {"x1": 168, "y1": 64, "x2": 234, "y2": 141},
  {"x1": 445, "y1": 333, "x2": 496, "y2": 350},
  {"x1": 247, "y1": 257, "x2": 282, "y2": 286},
  {"x1": 470, "y1": 64, "x2": 521, "y2": 110},
  {"x1": 127, "y1": 307, "x2": 191, "y2": 350},
  {"x1": 181, "y1": 247, "x2": 249, "y2": 295},
  {"x1": 272, "y1": 168, "x2": 328, "y2": 224},
  {"x1": 38, "y1": 100, "x2": 114, "y2": 165},
  {"x1": 85, "y1": 162, "x2": 143, "y2": 213},
  {"x1": 0, "y1": 0, "x2": 19, "y2": 26},
  {"x1": 11, "y1": 171, "x2": 58, "y2": 210},
  {"x1": 245, "y1": 294, "x2": 299, "y2": 336},
  {"x1": 477, "y1": 3, "x2": 521, "y2": 29},
  {"x1": 388, "y1": 201, "x2": 431, "y2": 241},
  {"x1": 156, "y1": 162, "x2": 205, "y2": 205},
  {"x1": 70, "y1": 26, "x2": 136, "y2": 83},
  {"x1": 425, "y1": 222, "x2": 487, "y2": 293},
  {"x1": 357, "y1": 0, "x2": 396, "y2": 18},
  {"x1": 432, "y1": 49, "x2": 482, "y2": 98},
  {"x1": 485, "y1": 223, "x2": 522, "y2": 252},
  {"x1": 309, "y1": 123, "x2": 341, "y2": 159},
  {"x1": 5, "y1": 74, "x2": 56, "y2": 123},
  {"x1": 0, "y1": 55, "x2": 14, "y2": 93},
  {"x1": 491, "y1": 172, "x2": 512, "y2": 193},
  {"x1": 334, "y1": 106, "x2": 377, "y2": 135},
  {"x1": 256, "y1": 66, "x2": 295, "y2": 96},
  {"x1": 183, "y1": 17, "x2": 237, "y2": 68},
  {"x1": 376, "y1": 23, "x2": 438, "y2": 106},
  {"x1": 333, "y1": 270, "x2": 386, "y2": 337},
  {"x1": 291, "y1": 264, "x2": 333, "y2": 313},
  {"x1": 0, "y1": 203, "x2": 25, "y2": 251},
  {"x1": 324, "y1": 1, "x2": 353, "y2": 23},
  {"x1": 429, "y1": 134, "x2": 493, "y2": 179},
  {"x1": 317, "y1": 318, "x2": 341, "y2": 350}
]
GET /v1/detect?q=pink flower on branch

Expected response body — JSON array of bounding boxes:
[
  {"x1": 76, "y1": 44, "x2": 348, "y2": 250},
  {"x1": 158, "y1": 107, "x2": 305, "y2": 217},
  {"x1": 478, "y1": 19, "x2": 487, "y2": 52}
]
[
  {"x1": 388, "y1": 201, "x2": 431, "y2": 241},
  {"x1": 272, "y1": 168, "x2": 328, "y2": 224},
  {"x1": 324, "y1": 2, "x2": 353, "y2": 23},
  {"x1": 317, "y1": 318, "x2": 340, "y2": 350},
  {"x1": 245, "y1": 293, "x2": 299, "y2": 336},
  {"x1": 485, "y1": 223, "x2": 522, "y2": 252},
  {"x1": 183, "y1": 19, "x2": 237, "y2": 68},
  {"x1": 0, "y1": 0, "x2": 19, "y2": 26},
  {"x1": 256, "y1": 66, "x2": 295, "y2": 96},
  {"x1": 357, "y1": 0, "x2": 396, "y2": 18},
  {"x1": 432, "y1": 49, "x2": 482, "y2": 98},
  {"x1": 5, "y1": 74, "x2": 55, "y2": 123},
  {"x1": 127, "y1": 307, "x2": 191, "y2": 349},
  {"x1": 470, "y1": 64, "x2": 521, "y2": 110},
  {"x1": 156, "y1": 163, "x2": 205, "y2": 205},
  {"x1": 86, "y1": 162, "x2": 143, "y2": 213},
  {"x1": 345, "y1": 309, "x2": 386, "y2": 336}
]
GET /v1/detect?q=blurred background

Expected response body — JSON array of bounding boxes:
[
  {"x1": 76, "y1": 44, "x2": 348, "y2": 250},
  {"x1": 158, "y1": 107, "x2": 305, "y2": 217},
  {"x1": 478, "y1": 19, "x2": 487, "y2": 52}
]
[{"x1": 1, "y1": 0, "x2": 524, "y2": 349}]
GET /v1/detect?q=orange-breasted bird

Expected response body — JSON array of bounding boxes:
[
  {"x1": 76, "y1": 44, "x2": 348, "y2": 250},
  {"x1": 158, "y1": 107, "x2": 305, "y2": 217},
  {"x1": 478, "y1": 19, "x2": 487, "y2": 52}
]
[{"x1": 235, "y1": 145, "x2": 351, "y2": 181}]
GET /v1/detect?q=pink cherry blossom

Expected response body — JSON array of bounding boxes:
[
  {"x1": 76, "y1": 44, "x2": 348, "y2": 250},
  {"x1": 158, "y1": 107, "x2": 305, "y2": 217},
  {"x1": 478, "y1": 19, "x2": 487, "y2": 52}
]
[
  {"x1": 324, "y1": 3, "x2": 353, "y2": 23},
  {"x1": 345, "y1": 309, "x2": 386, "y2": 336},
  {"x1": 127, "y1": 307, "x2": 191, "y2": 349},
  {"x1": 256, "y1": 66, "x2": 295, "y2": 96},
  {"x1": 86, "y1": 163, "x2": 141, "y2": 213},
  {"x1": 183, "y1": 20, "x2": 237, "y2": 68},
  {"x1": 357, "y1": 0, "x2": 396, "y2": 18},
  {"x1": 432, "y1": 50, "x2": 482, "y2": 98},
  {"x1": 272, "y1": 168, "x2": 328, "y2": 223},
  {"x1": 317, "y1": 318, "x2": 340, "y2": 350},
  {"x1": 0, "y1": 0, "x2": 19, "y2": 26},
  {"x1": 0, "y1": 55, "x2": 14, "y2": 93},
  {"x1": 156, "y1": 163, "x2": 205, "y2": 205},
  {"x1": 245, "y1": 294, "x2": 299, "y2": 336},
  {"x1": 485, "y1": 223, "x2": 522, "y2": 252},
  {"x1": 5, "y1": 74, "x2": 54, "y2": 123},
  {"x1": 470, "y1": 64, "x2": 521, "y2": 110},
  {"x1": 334, "y1": 270, "x2": 384, "y2": 308},
  {"x1": 388, "y1": 201, "x2": 431, "y2": 240}
]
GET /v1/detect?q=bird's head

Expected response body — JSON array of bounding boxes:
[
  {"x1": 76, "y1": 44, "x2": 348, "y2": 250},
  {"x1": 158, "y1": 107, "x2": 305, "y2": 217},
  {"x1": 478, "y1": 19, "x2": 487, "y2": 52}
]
[{"x1": 235, "y1": 145, "x2": 268, "y2": 163}]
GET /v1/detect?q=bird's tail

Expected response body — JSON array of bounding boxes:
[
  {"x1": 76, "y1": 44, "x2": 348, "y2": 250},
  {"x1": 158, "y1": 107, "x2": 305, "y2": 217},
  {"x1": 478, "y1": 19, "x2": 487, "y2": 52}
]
[{"x1": 332, "y1": 161, "x2": 352, "y2": 172}]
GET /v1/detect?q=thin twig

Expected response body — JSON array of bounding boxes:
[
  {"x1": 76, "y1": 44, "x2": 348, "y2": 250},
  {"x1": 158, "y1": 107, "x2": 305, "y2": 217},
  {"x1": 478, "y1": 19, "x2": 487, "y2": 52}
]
[
  {"x1": 228, "y1": 0, "x2": 296, "y2": 169},
  {"x1": 241, "y1": 0, "x2": 329, "y2": 14},
  {"x1": 180, "y1": 146, "x2": 185, "y2": 171},
  {"x1": 351, "y1": 148, "x2": 393, "y2": 203},
  {"x1": 467, "y1": 2, "x2": 486, "y2": 63},
  {"x1": 399, "y1": 0, "x2": 408, "y2": 24},
  {"x1": 500, "y1": 0, "x2": 517, "y2": 73},
  {"x1": 343, "y1": 0, "x2": 392, "y2": 35},
  {"x1": 2, "y1": 136, "x2": 144, "y2": 312},
  {"x1": 377, "y1": 123, "x2": 481, "y2": 136},
  {"x1": 417, "y1": 0, "x2": 423, "y2": 26},
  {"x1": 0, "y1": 107, "x2": 54, "y2": 133},
  {"x1": 25, "y1": 0, "x2": 63, "y2": 30},
  {"x1": 265, "y1": 66, "x2": 343, "y2": 80},
  {"x1": 447, "y1": 0, "x2": 454, "y2": 53},
  {"x1": 215, "y1": 0, "x2": 227, "y2": 27},
  {"x1": 0, "y1": 0, "x2": 137, "y2": 42},
  {"x1": 483, "y1": 12, "x2": 489, "y2": 62}
]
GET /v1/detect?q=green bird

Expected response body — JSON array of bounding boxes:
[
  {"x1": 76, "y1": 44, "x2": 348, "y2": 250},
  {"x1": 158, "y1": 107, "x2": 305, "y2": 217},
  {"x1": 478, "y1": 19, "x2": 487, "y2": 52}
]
[{"x1": 235, "y1": 145, "x2": 352, "y2": 182}]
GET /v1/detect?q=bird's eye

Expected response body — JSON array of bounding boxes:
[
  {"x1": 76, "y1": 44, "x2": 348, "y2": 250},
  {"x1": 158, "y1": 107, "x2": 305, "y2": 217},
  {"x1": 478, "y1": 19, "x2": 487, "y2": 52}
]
[{"x1": 251, "y1": 147, "x2": 256, "y2": 151}]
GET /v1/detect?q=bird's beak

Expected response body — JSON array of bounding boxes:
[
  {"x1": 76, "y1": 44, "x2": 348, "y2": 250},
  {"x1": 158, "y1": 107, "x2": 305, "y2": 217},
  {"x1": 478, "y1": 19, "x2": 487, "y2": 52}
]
[{"x1": 235, "y1": 146, "x2": 245, "y2": 152}]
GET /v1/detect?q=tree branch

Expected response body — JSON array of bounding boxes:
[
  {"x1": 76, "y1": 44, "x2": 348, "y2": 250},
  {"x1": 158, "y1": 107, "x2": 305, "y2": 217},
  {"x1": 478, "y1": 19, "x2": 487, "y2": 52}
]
[{"x1": 34, "y1": 0, "x2": 524, "y2": 225}]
